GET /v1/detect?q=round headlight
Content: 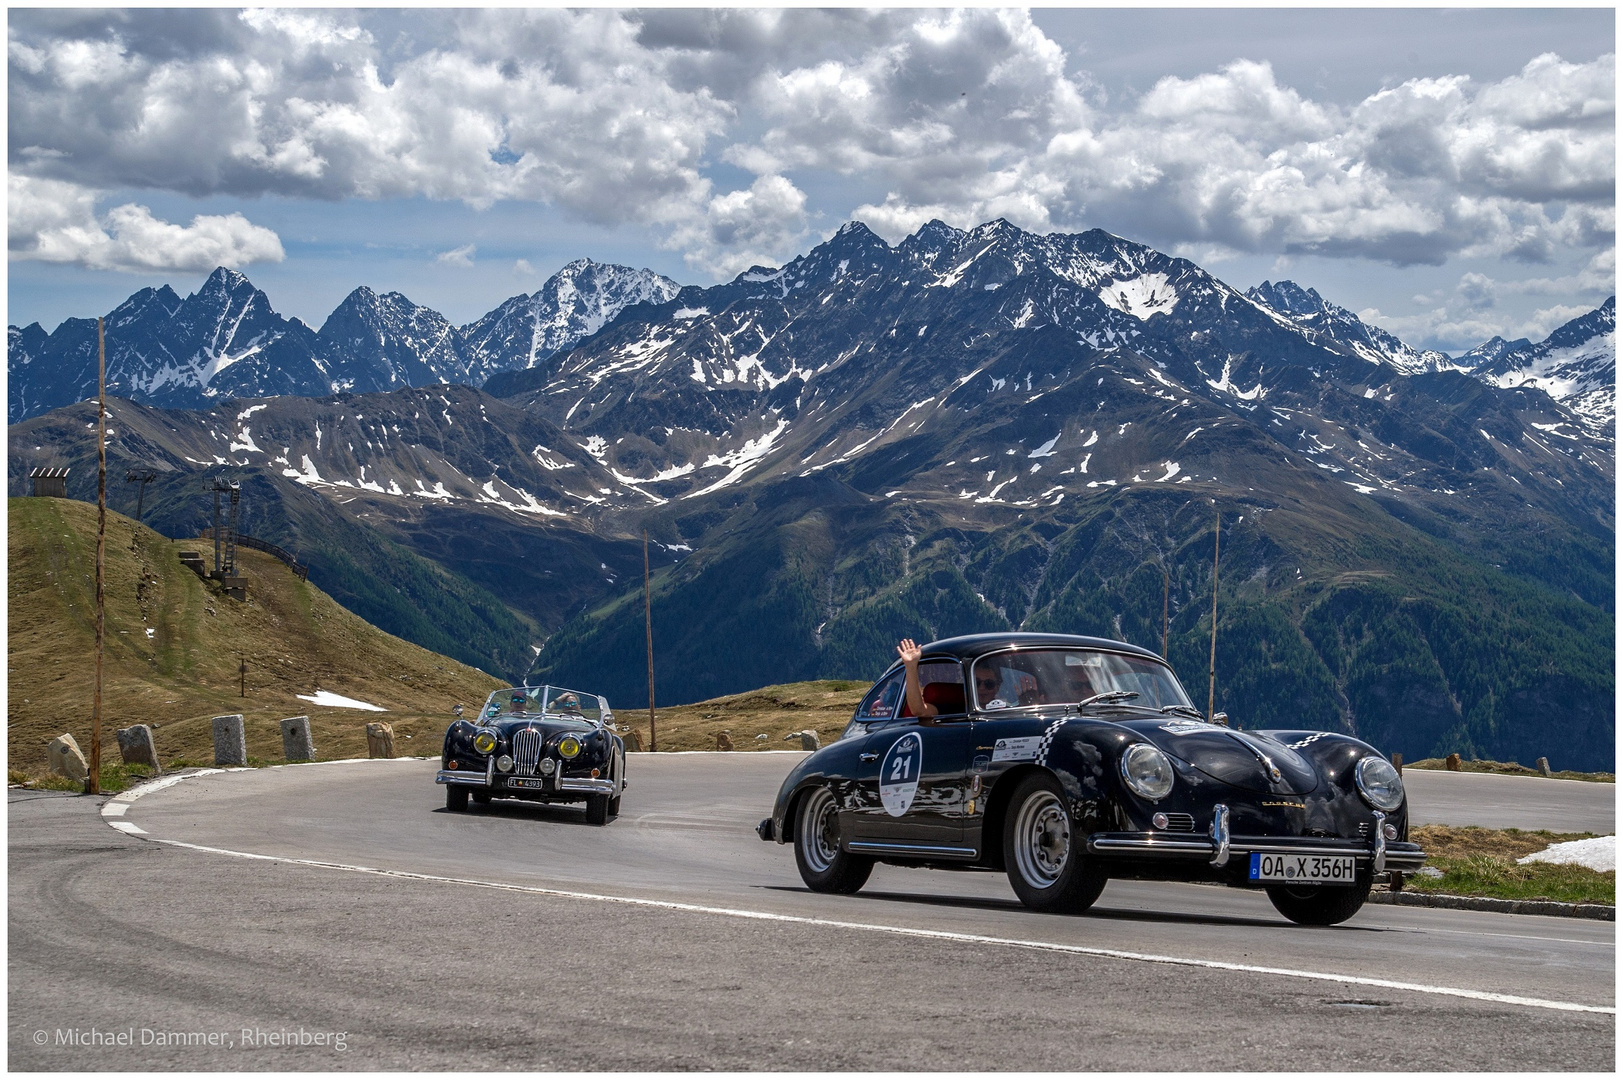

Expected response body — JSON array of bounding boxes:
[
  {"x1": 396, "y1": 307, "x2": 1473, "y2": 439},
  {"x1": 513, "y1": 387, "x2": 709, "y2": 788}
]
[
  {"x1": 558, "y1": 735, "x2": 582, "y2": 759},
  {"x1": 1120, "y1": 743, "x2": 1175, "y2": 801},
  {"x1": 1355, "y1": 756, "x2": 1404, "y2": 811},
  {"x1": 496, "y1": 754, "x2": 514, "y2": 773},
  {"x1": 473, "y1": 731, "x2": 497, "y2": 755}
]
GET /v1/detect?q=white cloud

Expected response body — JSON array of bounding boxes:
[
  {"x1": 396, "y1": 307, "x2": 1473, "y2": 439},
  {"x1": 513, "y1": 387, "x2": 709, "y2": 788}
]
[
  {"x1": 436, "y1": 243, "x2": 476, "y2": 267},
  {"x1": 9, "y1": 175, "x2": 284, "y2": 273},
  {"x1": 5, "y1": 10, "x2": 1614, "y2": 280}
]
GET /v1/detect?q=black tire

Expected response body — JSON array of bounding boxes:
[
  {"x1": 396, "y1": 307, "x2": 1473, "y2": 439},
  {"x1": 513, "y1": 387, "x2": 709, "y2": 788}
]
[
  {"x1": 608, "y1": 750, "x2": 624, "y2": 818},
  {"x1": 471, "y1": 791, "x2": 491, "y2": 806},
  {"x1": 793, "y1": 786, "x2": 873, "y2": 894},
  {"x1": 445, "y1": 786, "x2": 469, "y2": 812},
  {"x1": 585, "y1": 793, "x2": 611, "y2": 826},
  {"x1": 1266, "y1": 875, "x2": 1373, "y2": 926},
  {"x1": 1002, "y1": 773, "x2": 1107, "y2": 913}
]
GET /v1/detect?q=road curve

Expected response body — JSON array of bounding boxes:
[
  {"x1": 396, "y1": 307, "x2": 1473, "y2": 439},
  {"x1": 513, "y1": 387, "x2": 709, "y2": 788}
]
[{"x1": 9, "y1": 755, "x2": 1613, "y2": 1070}]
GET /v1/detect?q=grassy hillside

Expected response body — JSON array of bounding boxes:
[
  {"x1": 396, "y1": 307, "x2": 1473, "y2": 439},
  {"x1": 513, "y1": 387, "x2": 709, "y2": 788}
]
[
  {"x1": 8, "y1": 497, "x2": 504, "y2": 773},
  {"x1": 629, "y1": 680, "x2": 866, "y2": 752}
]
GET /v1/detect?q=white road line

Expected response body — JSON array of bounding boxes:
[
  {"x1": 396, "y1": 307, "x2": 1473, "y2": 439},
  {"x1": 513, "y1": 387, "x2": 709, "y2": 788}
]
[
  {"x1": 108, "y1": 821, "x2": 146, "y2": 835},
  {"x1": 130, "y1": 833, "x2": 1612, "y2": 1017}
]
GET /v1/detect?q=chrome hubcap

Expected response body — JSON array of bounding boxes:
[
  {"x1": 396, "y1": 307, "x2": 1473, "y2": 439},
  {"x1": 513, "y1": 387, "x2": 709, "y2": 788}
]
[
  {"x1": 1014, "y1": 790, "x2": 1070, "y2": 888},
  {"x1": 800, "y1": 789, "x2": 840, "y2": 873}
]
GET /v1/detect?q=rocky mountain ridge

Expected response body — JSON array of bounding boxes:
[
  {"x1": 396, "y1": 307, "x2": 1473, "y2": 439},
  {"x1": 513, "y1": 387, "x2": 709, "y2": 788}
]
[{"x1": 7, "y1": 259, "x2": 678, "y2": 422}]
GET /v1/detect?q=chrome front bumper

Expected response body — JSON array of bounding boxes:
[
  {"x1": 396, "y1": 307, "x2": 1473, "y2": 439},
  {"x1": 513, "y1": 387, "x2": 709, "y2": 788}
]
[
  {"x1": 1086, "y1": 804, "x2": 1425, "y2": 872},
  {"x1": 435, "y1": 769, "x2": 615, "y2": 796}
]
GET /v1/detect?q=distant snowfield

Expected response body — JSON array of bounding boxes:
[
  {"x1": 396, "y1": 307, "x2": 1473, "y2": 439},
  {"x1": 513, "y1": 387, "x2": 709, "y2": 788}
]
[
  {"x1": 1516, "y1": 835, "x2": 1615, "y2": 873},
  {"x1": 297, "y1": 690, "x2": 387, "y2": 712}
]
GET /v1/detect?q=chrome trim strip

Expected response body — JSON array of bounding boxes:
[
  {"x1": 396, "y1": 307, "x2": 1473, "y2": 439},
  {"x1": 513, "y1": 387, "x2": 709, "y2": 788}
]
[
  {"x1": 436, "y1": 770, "x2": 488, "y2": 786},
  {"x1": 846, "y1": 841, "x2": 979, "y2": 859},
  {"x1": 1090, "y1": 837, "x2": 1214, "y2": 854},
  {"x1": 557, "y1": 777, "x2": 616, "y2": 795},
  {"x1": 1209, "y1": 803, "x2": 1231, "y2": 867},
  {"x1": 1088, "y1": 833, "x2": 1426, "y2": 863},
  {"x1": 1371, "y1": 811, "x2": 1388, "y2": 873},
  {"x1": 486, "y1": 756, "x2": 496, "y2": 788}
]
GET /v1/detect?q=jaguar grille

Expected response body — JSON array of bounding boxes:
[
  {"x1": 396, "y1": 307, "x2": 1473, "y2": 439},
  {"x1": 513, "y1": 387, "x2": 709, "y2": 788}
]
[{"x1": 513, "y1": 728, "x2": 543, "y2": 776}]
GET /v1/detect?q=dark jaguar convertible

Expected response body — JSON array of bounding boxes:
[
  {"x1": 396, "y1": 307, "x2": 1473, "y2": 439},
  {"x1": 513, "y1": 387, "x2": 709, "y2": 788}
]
[
  {"x1": 758, "y1": 633, "x2": 1424, "y2": 925},
  {"x1": 438, "y1": 685, "x2": 626, "y2": 825}
]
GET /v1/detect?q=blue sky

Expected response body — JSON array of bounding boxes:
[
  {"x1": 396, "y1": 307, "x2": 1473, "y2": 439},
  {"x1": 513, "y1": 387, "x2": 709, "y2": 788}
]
[{"x1": 8, "y1": 9, "x2": 1614, "y2": 352}]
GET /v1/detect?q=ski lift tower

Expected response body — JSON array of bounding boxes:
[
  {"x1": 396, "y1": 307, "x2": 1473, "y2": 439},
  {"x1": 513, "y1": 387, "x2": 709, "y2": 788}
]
[{"x1": 208, "y1": 477, "x2": 247, "y2": 599}]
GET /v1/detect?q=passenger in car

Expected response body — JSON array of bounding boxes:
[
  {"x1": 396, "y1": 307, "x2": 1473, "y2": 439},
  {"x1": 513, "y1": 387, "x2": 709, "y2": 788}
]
[{"x1": 896, "y1": 638, "x2": 941, "y2": 719}]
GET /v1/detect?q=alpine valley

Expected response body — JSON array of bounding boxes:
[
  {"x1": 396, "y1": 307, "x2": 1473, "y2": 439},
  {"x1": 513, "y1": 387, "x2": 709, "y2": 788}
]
[{"x1": 9, "y1": 221, "x2": 1614, "y2": 769}]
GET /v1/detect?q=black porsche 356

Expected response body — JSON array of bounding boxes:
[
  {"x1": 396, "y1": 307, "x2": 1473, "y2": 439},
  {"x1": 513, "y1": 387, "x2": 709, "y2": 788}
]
[
  {"x1": 437, "y1": 685, "x2": 627, "y2": 825},
  {"x1": 758, "y1": 633, "x2": 1424, "y2": 924}
]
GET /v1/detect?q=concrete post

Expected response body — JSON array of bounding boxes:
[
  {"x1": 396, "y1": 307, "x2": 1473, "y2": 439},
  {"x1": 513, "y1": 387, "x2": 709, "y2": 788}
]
[
  {"x1": 48, "y1": 733, "x2": 89, "y2": 782},
  {"x1": 280, "y1": 716, "x2": 315, "y2": 762},
  {"x1": 115, "y1": 724, "x2": 162, "y2": 773},
  {"x1": 212, "y1": 714, "x2": 247, "y2": 766},
  {"x1": 1444, "y1": 752, "x2": 1461, "y2": 772},
  {"x1": 1391, "y1": 752, "x2": 1402, "y2": 775},
  {"x1": 1536, "y1": 756, "x2": 1552, "y2": 777},
  {"x1": 366, "y1": 721, "x2": 395, "y2": 759}
]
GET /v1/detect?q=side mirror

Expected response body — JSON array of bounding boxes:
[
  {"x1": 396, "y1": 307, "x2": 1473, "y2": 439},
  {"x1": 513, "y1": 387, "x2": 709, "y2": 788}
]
[{"x1": 452, "y1": 704, "x2": 464, "y2": 718}]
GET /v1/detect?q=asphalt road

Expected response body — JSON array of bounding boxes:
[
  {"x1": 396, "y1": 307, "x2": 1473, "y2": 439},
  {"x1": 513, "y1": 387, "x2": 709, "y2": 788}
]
[
  {"x1": 9, "y1": 755, "x2": 1614, "y2": 1070},
  {"x1": 1401, "y1": 769, "x2": 1614, "y2": 833}
]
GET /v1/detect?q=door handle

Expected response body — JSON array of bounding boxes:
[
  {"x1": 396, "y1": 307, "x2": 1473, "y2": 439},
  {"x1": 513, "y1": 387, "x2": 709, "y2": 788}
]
[{"x1": 859, "y1": 753, "x2": 879, "y2": 762}]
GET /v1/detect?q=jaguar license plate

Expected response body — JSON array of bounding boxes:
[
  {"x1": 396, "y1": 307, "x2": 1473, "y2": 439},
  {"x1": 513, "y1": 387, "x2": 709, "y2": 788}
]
[
  {"x1": 507, "y1": 777, "x2": 545, "y2": 789},
  {"x1": 1249, "y1": 852, "x2": 1357, "y2": 886}
]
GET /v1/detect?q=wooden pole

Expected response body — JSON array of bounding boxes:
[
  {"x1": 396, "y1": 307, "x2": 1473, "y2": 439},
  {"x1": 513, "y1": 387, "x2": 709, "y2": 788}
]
[
  {"x1": 1162, "y1": 568, "x2": 1170, "y2": 658},
  {"x1": 90, "y1": 317, "x2": 106, "y2": 795},
  {"x1": 1207, "y1": 509, "x2": 1220, "y2": 723},
  {"x1": 644, "y1": 530, "x2": 656, "y2": 752}
]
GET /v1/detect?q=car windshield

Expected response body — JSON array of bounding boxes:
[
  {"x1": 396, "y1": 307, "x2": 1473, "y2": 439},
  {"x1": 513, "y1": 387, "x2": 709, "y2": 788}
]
[
  {"x1": 970, "y1": 649, "x2": 1193, "y2": 712},
  {"x1": 481, "y1": 685, "x2": 604, "y2": 724}
]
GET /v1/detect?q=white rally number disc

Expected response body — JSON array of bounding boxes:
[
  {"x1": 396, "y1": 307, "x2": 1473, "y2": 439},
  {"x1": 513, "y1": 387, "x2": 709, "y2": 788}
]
[{"x1": 879, "y1": 732, "x2": 923, "y2": 817}]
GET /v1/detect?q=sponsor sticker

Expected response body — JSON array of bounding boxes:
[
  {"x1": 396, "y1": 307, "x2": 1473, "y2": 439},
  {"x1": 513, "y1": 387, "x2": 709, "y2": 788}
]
[
  {"x1": 879, "y1": 733, "x2": 923, "y2": 817},
  {"x1": 992, "y1": 736, "x2": 1043, "y2": 762}
]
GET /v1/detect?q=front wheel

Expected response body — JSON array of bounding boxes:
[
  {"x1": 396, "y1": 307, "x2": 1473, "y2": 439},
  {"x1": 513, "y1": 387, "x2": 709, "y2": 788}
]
[
  {"x1": 1266, "y1": 876, "x2": 1372, "y2": 926},
  {"x1": 607, "y1": 750, "x2": 625, "y2": 818},
  {"x1": 1003, "y1": 773, "x2": 1107, "y2": 913},
  {"x1": 445, "y1": 785, "x2": 469, "y2": 812},
  {"x1": 584, "y1": 794, "x2": 611, "y2": 826},
  {"x1": 794, "y1": 786, "x2": 873, "y2": 894}
]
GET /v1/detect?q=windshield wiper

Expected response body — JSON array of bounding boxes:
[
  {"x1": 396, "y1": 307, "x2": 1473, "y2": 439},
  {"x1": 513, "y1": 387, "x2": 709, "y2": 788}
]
[
  {"x1": 1159, "y1": 704, "x2": 1205, "y2": 719},
  {"x1": 1079, "y1": 690, "x2": 1140, "y2": 707}
]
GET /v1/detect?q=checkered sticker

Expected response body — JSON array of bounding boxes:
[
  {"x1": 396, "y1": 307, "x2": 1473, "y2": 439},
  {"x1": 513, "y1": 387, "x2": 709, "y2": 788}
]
[{"x1": 1036, "y1": 717, "x2": 1068, "y2": 767}]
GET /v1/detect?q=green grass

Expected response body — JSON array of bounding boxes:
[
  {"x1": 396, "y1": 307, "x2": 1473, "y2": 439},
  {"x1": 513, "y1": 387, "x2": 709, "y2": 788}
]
[
  {"x1": 9, "y1": 762, "x2": 158, "y2": 794},
  {"x1": 1406, "y1": 825, "x2": 1614, "y2": 905}
]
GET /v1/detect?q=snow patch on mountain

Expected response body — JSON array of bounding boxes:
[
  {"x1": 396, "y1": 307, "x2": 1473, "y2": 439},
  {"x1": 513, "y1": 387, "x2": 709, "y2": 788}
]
[{"x1": 1098, "y1": 274, "x2": 1178, "y2": 320}]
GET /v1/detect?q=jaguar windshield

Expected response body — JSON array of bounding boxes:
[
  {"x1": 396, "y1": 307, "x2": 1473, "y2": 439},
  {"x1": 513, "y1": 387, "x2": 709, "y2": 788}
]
[
  {"x1": 970, "y1": 649, "x2": 1193, "y2": 712},
  {"x1": 480, "y1": 685, "x2": 604, "y2": 724}
]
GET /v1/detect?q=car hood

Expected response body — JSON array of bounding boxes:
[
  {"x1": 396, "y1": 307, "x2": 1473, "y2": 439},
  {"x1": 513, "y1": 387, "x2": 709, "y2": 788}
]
[
  {"x1": 481, "y1": 716, "x2": 598, "y2": 737},
  {"x1": 1122, "y1": 719, "x2": 1319, "y2": 795}
]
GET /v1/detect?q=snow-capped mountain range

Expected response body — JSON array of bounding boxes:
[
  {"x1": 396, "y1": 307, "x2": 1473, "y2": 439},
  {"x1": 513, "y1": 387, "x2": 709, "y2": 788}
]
[
  {"x1": 9, "y1": 217, "x2": 1614, "y2": 768},
  {"x1": 7, "y1": 259, "x2": 678, "y2": 422}
]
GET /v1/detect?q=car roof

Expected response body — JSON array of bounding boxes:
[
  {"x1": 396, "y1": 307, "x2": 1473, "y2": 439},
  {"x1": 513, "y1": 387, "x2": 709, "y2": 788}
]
[{"x1": 919, "y1": 632, "x2": 1166, "y2": 663}]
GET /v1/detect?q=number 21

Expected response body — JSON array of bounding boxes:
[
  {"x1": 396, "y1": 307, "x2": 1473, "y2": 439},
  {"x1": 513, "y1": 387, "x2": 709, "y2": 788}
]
[{"x1": 890, "y1": 754, "x2": 912, "y2": 781}]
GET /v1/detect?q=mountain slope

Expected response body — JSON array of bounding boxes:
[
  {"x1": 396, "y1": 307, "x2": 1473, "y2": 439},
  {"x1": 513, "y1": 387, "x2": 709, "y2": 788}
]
[
  {"x1": 1468, "y1": 298, "x2": 1615, "y2": 438},
  {"x1": 7, "y1": 495, "x2": 503, "y2": 772}
]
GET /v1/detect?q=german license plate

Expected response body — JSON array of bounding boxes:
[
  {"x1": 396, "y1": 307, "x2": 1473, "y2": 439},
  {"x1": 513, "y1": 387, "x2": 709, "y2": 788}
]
[
  {"x1": 507, "y1": 777, "x2": 545, "y2": 789},
  {"x1": 1249, "y1": 852, "x2": 1357, "y2": 886}
]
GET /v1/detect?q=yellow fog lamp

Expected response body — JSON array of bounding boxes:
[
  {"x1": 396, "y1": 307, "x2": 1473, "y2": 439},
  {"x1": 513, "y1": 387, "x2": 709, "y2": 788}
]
[
  {"x1": 473, "y1": 731, "x2": 498, "y2": 755},
  {"x1": 558, "y1": 735, "x2": 583, "y2": 759}
]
